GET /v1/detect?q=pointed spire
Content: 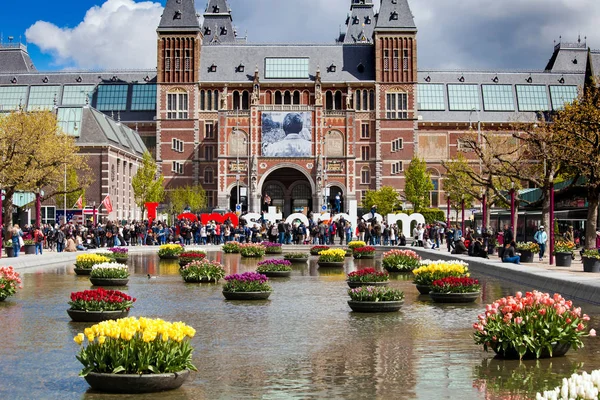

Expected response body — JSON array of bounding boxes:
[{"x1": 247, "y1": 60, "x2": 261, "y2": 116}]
[
  {"x1": 202, "y1": 0, "x2": 236, "y2": 44},
  {"x1": 341, "y1": 0, "x2": 374, "y2": 43},
  {"x1": 375, "y1": 0, "x2": 417, "y2": 33},
  {"x1": 157, "y1": 0, "x2": 201, "y2": 33}
]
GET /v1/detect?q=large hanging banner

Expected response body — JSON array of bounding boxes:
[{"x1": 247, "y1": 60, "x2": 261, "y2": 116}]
[{"x1": 262, "y1": 112, "x2": 312, "y2": 157}]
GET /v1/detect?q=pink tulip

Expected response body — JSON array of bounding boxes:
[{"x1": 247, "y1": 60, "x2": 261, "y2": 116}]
[
  {"x1": 590, "y1": 329, "x2": 596, "y2": 337},
  {"x1": 514, "y1": 317, "x2": 523, "y2": 324}
]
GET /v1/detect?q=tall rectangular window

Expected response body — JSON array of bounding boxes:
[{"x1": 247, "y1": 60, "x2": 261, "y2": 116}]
[
  {"x1": 171, "y1": 161, "x2": 183, "y2": 174},
  {"x1": 204, "y1": 146, "x2": 214, "y2": 161},
  {"x1": 175, "y1": 50, "x2": 181, "y2": 71},
  {"x1": 96, "y1": 84, "x2": 128, "y2": 111},
  {"x1": 482, "y1": 85, "x2": 515, "y2": 111},
  {"x1": 448, "y1": 84, "x2": 480, "y2": 111},
  {"x1": 361, "y1": 146, "x2": 370, "y2": 161},
  {"x1": 165, "y1": 49, "x2": 171, "y2": 71},
  {"x1": 131, "y1": 84, "x2": 157, "y2": 111},
  {"x1": 391, "y1": 138, "x2": 403, "y2": 152},
  {"x1": 393, "y1": 49, "x2": 399, "y2": 71},
  {"x1": 184, "y1": 49, "x2": 191, "y2": 71},
  {"x1": 361, "y1": 168, "x2": 370, "y2": 184},
  {"x1": 403, "y1": 49, "x2": 409, "y2": 71},
  {"x1": 167, "y1": 92, "x2": 188, "y2": 119},
  {"x1": 383, "y1": 50, "x2": 390, "y2": 71},
  {"x1": 62, "y1": 85, "x2": 95, "y2": 105},
  {"x1": 172, "y1": 138, "x2": 184, "y2": 153},
  {"x1": 0, "y1": 86, "x2": 28, "y2": 111},
  {"x1": 516, "y1": 85, "x2": 549, "y2": 111},
  {"x1": 204, "y1": 168, "x2": 214, "y2": 184},
  {"x1": 386, "y1": 92, "x2": 408, "y2": 119},
  {"x1": 27, "y1": 86, "x2": 60, "y2": 111},
  {"x1": 205, "y1": 122, "x2": 215, "y2": 139},
  {"x1": 361, "y1": 123, "x2": 370, "y2": 139}
]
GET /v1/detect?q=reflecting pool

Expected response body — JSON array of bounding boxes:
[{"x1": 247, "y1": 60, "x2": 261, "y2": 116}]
[{"x1": 0, "y1": 252, "x2": 599, "y2": 399}]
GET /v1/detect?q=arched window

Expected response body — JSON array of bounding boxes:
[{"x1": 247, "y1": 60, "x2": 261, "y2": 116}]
[
  {"x1": 213, "y1": 90, "x2": 219, "y2": 110},
  {"x1": 200, "y1": 90, "x2": 206, "y2": 110},
  {"x1": 369, "y1": 90, "x2": 375, "y2": 110},
  {"x1": 284, "y1": 91, "x2": 292, "y2": 105},
  {"x1": 362, "y1": 90, "x2": 368, "y2": 110},
  {"x1": 229, "y1": 131, "x2": 248, "y2": 156},
  {"x1": 207, "y1": 89, "x2": 212, "y2": 110},
  {"x1": 302, "y1": 90, "x2": 309, "y2": 105},
  {"x1": 265, "y1": 90, "x2": 272, "y2": 104},
  {"x1": 325, "y1": 91, "x2": 334, "y2": 110},
  {"x1": 292, "y1": 183, "x2": 311, "y2": 199},
  {"x1": 242, "y1": 91, "x2": 249, "y2": 109},
  {"x1": 264, "y1": 183, "x2": 284, "y2": 200},
  {"x1": 325, "y1": 131, "x2": 344, "y2": 157},
  {"x1": 293, "y1": 91, "x2": 300, "y2": 105},
  {"x1": 275, "y1": 91, "x2": 282, "y2": 105},
  {"x1": 355, "y1": 90, "x2": 362, "y2": 110},
  {"x1": 361, "y1": 167, "x2": 371, "y2": 184},
  {"x1": 334, "y1": 91, "x2": 343, "y2": 110},
  {"x1": 233, "y1": 91, "x2": 241, "y2": 110}
]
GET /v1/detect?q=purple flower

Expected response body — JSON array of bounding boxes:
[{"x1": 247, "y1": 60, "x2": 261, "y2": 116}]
[{"x1": 257, "y1": 259, "x2": 292, "y2": 267}]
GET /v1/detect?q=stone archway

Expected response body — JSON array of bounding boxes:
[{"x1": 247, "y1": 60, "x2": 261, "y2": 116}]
[{"x1": 259, "y1": 166, "x2": 314, "y2": 217}]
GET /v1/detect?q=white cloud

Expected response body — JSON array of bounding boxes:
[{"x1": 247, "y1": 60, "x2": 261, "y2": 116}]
[
  {"x1": 26, "y1": 0, "x2": 162, "y2": 70},
  {"x1": 24, "y1": 0, "x2": 600, "y2": 71}
]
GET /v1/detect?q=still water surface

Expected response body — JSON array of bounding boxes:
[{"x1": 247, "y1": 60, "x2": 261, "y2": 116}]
[{"x1": 0, "y1": 252, "x2": 599, "y2": 400}]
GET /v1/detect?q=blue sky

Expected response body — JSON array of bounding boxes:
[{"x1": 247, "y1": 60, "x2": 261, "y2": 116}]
[{"x1": 2, "y1": 0, "x2": 600, "y2": 71}]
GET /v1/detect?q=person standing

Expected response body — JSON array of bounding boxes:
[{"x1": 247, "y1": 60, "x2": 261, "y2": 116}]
[
  {"x1": 11, "y1": 224, "x2": 23, "y2": 257},
  {"x1": 534, "y1": 226, "x2": 548, "y2": 262},
  {"x1": 56, "y1": 227, "x2": 66, "y2": 253},
  {"x1": 334, "y1": 192, "x2": 342, "y2": 214},
  {"x1": 34, "y1": 227, "x2": 45, "y2": 255}
]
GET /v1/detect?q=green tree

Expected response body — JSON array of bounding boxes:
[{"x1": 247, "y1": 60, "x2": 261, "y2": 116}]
[
  {"x1": 167, "y1": 185, "x2": 207, "y2": 216},
  {"x1": 132, "y1": 151, "x2": 165, "y2": 218},
  {"x1": 362, "y1": 186, "x2": 402, "y2": 216},
  {"x1": 404, "y1": 157, "x2": 434, "y2": 212},
  {"x1": 0, "y1": 110, "x2": 89, "y2": 225}
]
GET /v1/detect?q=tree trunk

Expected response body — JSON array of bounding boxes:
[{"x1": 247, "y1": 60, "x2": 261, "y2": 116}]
[
  {"x1": 512, "y1": 205, "x2": 519, "y2": 241},
  {"x1": 585, "y1": 188, "x2": 600, "y2": 250},
  {"x1": 541, "y1": 192, "x2": 550, "y2": 236},
  {"x1": 2, "y1": 191, "x2": 15, "y2": 233}
]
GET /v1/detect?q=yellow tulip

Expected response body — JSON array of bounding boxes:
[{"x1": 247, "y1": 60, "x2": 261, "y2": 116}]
[
  {"x1": 74, "y1": 333, "x2": 84, "y2": 345},
  {"x1": 98, "y1": 336, "x2": 106, "y2": 345}
]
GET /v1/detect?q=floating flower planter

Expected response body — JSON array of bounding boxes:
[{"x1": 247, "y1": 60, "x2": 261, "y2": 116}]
[
  {"x1": 74, "y1": 254, "x2": 112, "y2": 276},
  {"x1": 158, "y1": 244, "x2": 184, "y2": 260},
  {"x1": 346, "y1": 268, "x2": 390, "y2": 289},
  {"x1": 347, "y1": 286, "x2": 404, "y2": 313},
  {"x1": 222, "y1": 272, "x2": 272, "y2": 300},
  {"x1": 89, "y1": 263, "x2": 130, "y2": 287},
  {"x1": 0, "y1": 266, "x2": 21, "y2": 302},
  {"x1": 474, "y1": 291, "x2": 596, "y2": 359},
  {"x1": 178, "y1": 251, "x2": 207, "y2": 267},
  {"x1": 428, "y1": 277, "x2": 481, "y2": 303},
  {"x1": 412, "y1": 260, "x2": 469, "y2": 295},
  {"x1": 310, "y1": 245, "x2": 329, "y2": 256},
  {"x1": 262, "y1": 242, "x2": 282, "y2": 254},
  {"x1": 352, "y1": 246, "x2": 376, "y2": 259},
  {"x1": 283, "y1": 252, "x2": 309, "y2": 263},
  {"x1": 239, "y1": 243, "x2": 266, "y2": 258},
  {"x1": 256, "y1": 259, "x2": 292, "y2": 278},
  {"x1": 382, "y1": 249, "x2": 421, "y2": 272},
  {"x1": 179, "y1": 259, "x2": 225, "y2": 283},
  {"x1": 67, "y1": 288, "x2": 135, "y2": 322},
  {"x1": 74, "y1": 317, "x2": 197, "y2": 393},
  {"x1": 317, "y1": 248, "x2": 346, "y2": 268}
]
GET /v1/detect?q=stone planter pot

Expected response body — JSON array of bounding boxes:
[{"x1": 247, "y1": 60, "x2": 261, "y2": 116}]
[
  {"x1": 519, "y1": 250, "x2": 534, "y2": 263},
  {"x1": 265, "y1": 249, "x2": 282, "y2": 254},
  {"x1": 67, "y1": 309, "x2": 129, "y2": 322},
  {"x1": 555, "y1": 252, "x2": 573, "y2": 267},
  {"x1": 284, "y1": 257, "x2": 308, "y2": 264},
  {"x1": 259, "y1": 271, "x2": 292, "y2": 278},
  {"x1": 24, "y1": 244, "x2": 36, "y2": 255},
  {"x1": 383, "y1": 263, "x2": 414, "y2": 273},
  {"x1": 353, "y1": 254, "x2": 375, "y2": 260},
  {"x1": 310, "y1": 249, "x2": 329, "y2": 256},
  {"x1": 74, "y1": 268, "x2": 92, "y2": 276},
  {"x1": 429, "y1": 291, "x2": 480, "y2": 303},
  {"x1": 90, "y1": 278, "x2": 129, "y2": 287},
  {"x1": 84, "y1": 370, "x2": 190, "y2": 394},
  {"x1": 114, "y1": 258, "x2": 128, "y2": 264},
  {"x1": 347, "y1": 300, "x2": 404, "y2": 313},
  {"x1": 492, "y1": 342, "x2": 571, "y2": 360},
  {"x1": 158, "y1": 255, "x2": 180, "y2": 260},
  {"x1": 4, "y1": 247, "x2": 14, "y2": 258},
  {"x1": 583, "y1": 257, "x2": 600, "y2": 273},
  {"x1": 222, "y1": 291, "x2": 272, "y2": 300},
  {"x1": 240, "y1": 254, "x2": 264, "y2": 258},
  {"x1": 346, "y1": 281, "x2": 390, "y2": 289},
  {"x1": 415, "y1": 284, "x2": 431, "y2": 295},
  {"x1": 179, "y1": 258, "x2": 205, "y2": 267},
  {"x1": 317, "y1": 261, "x2": 345, "y2": 268},
  {"x1": 345, "y1": 250, "x2": 353, "y2": 258}
]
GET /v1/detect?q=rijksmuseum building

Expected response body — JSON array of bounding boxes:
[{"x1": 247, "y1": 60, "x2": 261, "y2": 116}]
[{"x1": 1, "y1": 0, "x2": 599, "y2": 219}]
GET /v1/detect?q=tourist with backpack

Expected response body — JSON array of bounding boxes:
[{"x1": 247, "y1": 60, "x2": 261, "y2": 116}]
[{"x1": 34, "y1": 227, "x2": 44, "y2": 255}]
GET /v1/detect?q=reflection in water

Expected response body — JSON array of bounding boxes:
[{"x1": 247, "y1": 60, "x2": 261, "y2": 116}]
[{"x1": 0, "y1": 251, "x2": 599, "y2": 400}]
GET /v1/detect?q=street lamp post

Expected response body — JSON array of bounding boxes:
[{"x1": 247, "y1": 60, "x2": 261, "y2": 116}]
[
  {"x1": 510, "y1": 181, "x2": 516, "y2": 238},
  {"x1": 63, "y1": 162, "x2": 67, "y2": 224},
  {"x1": 550, "y1": 184, "x2": 555, "y2": 265},
  {"x1": 461, "y1": 195, "x2": 465, "y2": 233}
]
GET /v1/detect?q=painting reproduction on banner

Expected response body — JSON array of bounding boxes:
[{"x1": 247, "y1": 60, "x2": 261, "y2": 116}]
[{"x1": 261, "y1": 112, "x2": 312, "y2": 157}]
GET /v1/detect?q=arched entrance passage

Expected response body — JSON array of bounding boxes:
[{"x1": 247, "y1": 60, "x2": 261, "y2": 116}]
[
  {"x1": 260, "y1": 167, "x2": 314, "y2": 216},
  {"x1": 229, "y1": 185, "x2": 248, "y2": 214},
  {"x1": 327, "y1": 185, "x2": 345, "y2": 213}
]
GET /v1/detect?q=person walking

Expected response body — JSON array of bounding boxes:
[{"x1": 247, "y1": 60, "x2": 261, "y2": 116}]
[
  {"x1": 11, "y1": 224, "x2": 23, "y2": 257},
  {"x1": 534, "y1": 226, "x2": 548, "y2": 262}
]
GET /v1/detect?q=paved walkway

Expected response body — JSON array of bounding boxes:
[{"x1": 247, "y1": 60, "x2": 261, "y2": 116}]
[{"x1": 2, "y1": 243, "x2": 598, "y2": 305}]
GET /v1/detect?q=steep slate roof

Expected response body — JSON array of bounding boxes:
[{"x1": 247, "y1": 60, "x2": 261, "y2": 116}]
[
  {"x1": 590, "y1": 50, "x2": 600, "y2": 79},
  {"x1": 157, "y1": 0, "x2": 201, "y2": 32},
  {"x1": 79, "y1": 107, "x2": 147, "y2": 157},
  {"x1": 342, "y1": 1, "x2": 375, "y2": 44},
  {"x1": 416, "y1": 70, "x2": 585, "y2": 123},
  {"x1": 0, "y1": 45, "x2": 36, "y2": 73},
  {"x1": 201, "y1": 0, "x2": 236, "y2": 44},
  {"x1": 199, "y1": 44, "x2": 375, "y2": 83},
  {"x1": 375, "y1": 0, "x2": 417, "y2": 32},
  {"x1": 544, "y1": 41, "x2": 587, "y2": 73}
]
